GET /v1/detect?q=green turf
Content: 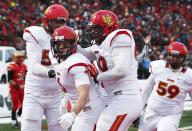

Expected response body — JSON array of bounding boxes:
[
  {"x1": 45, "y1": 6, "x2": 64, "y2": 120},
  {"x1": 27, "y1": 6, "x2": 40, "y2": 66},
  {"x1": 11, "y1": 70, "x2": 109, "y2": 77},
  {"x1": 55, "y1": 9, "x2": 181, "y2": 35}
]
[
  {"x1": 179, "y1": 110, "x2": 192, "y2": 127},
  {"x1": 0, "y1": 110, "x2": 191, "y2": 131}
]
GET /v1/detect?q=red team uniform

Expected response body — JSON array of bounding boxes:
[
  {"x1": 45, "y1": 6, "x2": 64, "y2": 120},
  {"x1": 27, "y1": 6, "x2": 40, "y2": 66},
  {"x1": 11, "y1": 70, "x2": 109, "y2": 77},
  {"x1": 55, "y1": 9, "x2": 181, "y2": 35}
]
[
  {"x1": 7, "y1": 51, "x2": 27, "y2": 128},
  {"x1": 8, "y1": 62, "x2": 27, "y2": 111}
]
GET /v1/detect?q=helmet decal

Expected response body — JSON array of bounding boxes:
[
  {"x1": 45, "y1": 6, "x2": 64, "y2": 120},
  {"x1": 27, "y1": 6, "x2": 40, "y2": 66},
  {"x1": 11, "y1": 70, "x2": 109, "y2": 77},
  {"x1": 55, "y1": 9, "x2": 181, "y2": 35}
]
[{"x1": 102, "y1": 15, "x2": 114, "y2": 26}]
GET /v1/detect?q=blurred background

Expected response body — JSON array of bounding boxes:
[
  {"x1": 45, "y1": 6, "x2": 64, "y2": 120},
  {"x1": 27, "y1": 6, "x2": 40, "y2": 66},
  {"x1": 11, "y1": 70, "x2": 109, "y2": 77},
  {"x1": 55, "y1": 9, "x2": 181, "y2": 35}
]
[
  {"x1": 0, "y1": 0, "x2": 192, "y2": 130},
  {"x1": 0, "y1": 0, "x2": 192, "y2": 79}
]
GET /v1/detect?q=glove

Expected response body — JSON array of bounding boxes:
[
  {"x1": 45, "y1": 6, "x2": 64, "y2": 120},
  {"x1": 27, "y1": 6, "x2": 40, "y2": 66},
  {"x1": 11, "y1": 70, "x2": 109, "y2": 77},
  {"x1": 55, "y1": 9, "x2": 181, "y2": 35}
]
[
  {"x1": 59, "y1": 97, "x2": 72, "y2": 115},
  {"x1": 87, "y1": 62, "x2": 99, "y2": 78},
  {"x1": 98, "y1": 56, "x2": 108, "y2": 72},
  {"x1": 87, "y1": 61, "x2": 101, "y2": 82},
  {"x1": 77, "y1": 38, "x2": 92, "y2": 48},
  {"x1": 14, "y1": 84, "x2": 20, "y2": 89},
  {"x1": 58, "y1": 112, "x2": 76, "y2": 129},
  {"x1": 48, "y1": 70, "x2": 56, "y2": 78}
]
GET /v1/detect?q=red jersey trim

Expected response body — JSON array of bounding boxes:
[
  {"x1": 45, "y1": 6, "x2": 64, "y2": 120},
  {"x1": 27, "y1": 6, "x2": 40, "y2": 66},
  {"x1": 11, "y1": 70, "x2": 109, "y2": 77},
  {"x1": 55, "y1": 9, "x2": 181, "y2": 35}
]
[
  {"x1": 67, "y1": 63, "x2": 87, "y2": 73},
  {"x1": 24, "y1": 29, "x2": 39, "y2": 44},
  {"x1": 57, "y1": 78, "x2": 67, "y2": 93},
  {"x1": 110, "y1": 31, "x2": 131, "y2": 47},
  {"x1": 181, "y1": 67, "x2": 187, "y2": 73}
]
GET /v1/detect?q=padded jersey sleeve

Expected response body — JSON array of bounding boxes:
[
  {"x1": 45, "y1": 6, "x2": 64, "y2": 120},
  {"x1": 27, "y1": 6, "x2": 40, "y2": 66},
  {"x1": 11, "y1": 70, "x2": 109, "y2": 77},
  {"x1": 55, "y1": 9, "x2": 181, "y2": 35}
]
[
  {"x1": 67, "y1": 57, "x2": 90, "y2": 88},
  {"x1": 7, "y1": 63, "x2": 15, "y2": 82},
  {"x1": 23, "y1": 31, "x2": 49, "y2": 77},
  {"x1": 149, "y1": 60, "x2": 166, "y2": 74},
  {"x1": 110, "y1": 34, "x2": 132, "y2": 49},
  {"x1": 97, "y1": 46, "x2": 132, "y2": 81},
  {"x1": 185, "y1": 69, "x2": 192, "y2": 99},
  {"x1": 141, "y1": 74, "x2": 155, "y2": 102}
]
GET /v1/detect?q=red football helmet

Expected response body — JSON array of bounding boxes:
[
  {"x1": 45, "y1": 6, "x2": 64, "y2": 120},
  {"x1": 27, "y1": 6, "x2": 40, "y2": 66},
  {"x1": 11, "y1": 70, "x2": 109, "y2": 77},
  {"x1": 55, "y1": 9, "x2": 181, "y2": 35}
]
[
  {"x1": 43, "y1": 4, "x2": 69, "y2": 34},
  {"x1": 87, "y1": 10, "x2": 119, "y2": 44},
  {"x1": 13, "y1": 51, "x2": 25, "y2": 65},
  {"x1": 51, "y1": 26, "x2": 76, "y2": 62},
  {"x1": 167, "y1": 42, "x2": 188, "y2": 69}
]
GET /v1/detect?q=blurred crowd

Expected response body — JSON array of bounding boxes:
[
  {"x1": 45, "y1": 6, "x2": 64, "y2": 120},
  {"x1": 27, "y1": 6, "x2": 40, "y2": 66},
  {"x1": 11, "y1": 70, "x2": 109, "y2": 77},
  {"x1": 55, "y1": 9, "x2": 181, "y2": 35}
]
[{"x1": 0, "y1": 0, "x2": 192, "y2": 66}]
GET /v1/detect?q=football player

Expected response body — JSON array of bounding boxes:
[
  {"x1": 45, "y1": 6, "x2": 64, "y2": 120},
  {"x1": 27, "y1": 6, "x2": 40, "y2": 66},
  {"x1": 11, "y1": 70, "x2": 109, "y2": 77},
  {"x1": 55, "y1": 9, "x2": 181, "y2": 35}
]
[
  {"x1": 139, "y1": 42, "x2": 192, "y2": 131},
  {"x1": 50, "y1": 26, "x2": 104, "y2": 131},
  {"x1": 7, "y1": 51, "x2": 27, "y2": 128},
  {"x1": 22, "y1": 4, "x2": 69, "y2": 131},
  {"x1": 78, "y1": 10, "x2": 143, "y2": 131}
]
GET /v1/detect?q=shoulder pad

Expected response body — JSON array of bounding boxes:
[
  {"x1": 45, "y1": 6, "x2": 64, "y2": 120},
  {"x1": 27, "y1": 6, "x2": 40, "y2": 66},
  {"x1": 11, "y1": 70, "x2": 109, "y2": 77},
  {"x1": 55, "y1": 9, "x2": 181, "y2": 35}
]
[
  {"x1": 23, "y1": 26, "x2": 48, "y2": 44},
  {"x1": 184, "y1": 68, "x2": 192, "y2": 85},
  {"x1": 149, "y1": 60, "x2": 166, "y2": 74},
  {"x1": 66, "y1": 53, "x2": 89, "y2": 74},
  {"x1": 7, "y1": 62, "x2": 16, "y2": 70},
  {"x1": 109, "y1": 29, "x2": 133, "y2": 47}
]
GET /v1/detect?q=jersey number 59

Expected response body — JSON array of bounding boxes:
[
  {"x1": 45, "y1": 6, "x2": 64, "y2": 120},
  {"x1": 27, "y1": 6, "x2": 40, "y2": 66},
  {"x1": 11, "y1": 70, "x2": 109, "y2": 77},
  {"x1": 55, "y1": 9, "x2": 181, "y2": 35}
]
[{"x1": 157, "y1": 81, "x2": 180, "y2": 99}]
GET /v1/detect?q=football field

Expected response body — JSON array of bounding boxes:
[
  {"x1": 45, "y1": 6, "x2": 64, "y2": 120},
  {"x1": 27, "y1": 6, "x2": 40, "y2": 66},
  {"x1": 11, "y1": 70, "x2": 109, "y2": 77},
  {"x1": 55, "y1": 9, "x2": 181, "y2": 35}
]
[{"x1": 0, "y1": 110, "x2": 191, "y2": 131}]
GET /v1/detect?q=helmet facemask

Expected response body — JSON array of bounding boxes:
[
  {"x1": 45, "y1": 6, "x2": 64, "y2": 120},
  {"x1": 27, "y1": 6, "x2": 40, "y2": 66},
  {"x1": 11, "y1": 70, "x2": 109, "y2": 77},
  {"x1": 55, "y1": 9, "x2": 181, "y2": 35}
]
[
  {"x1": 51, "y1": 39, "x2": 76, "y2": 63},
  {"x1": 14, "y1": 56, "x2": 25, "y2": 65},
  {"x1": 167, "y1": 52, "x2": 186, "y2": 70},
  {"x1": 87, "y1": 23, "x2": 106, "y2": 45}
]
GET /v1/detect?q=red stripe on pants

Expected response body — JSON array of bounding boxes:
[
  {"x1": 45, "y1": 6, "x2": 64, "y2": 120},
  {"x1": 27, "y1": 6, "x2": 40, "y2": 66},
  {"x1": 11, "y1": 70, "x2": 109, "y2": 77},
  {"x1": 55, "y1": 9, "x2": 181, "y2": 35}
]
[
  {"x1": 93, "y1": 124, "x2": 96, "y2": 131},
  {"x1": 109, "y1": 114, "x2": 127, "y2": 131}
]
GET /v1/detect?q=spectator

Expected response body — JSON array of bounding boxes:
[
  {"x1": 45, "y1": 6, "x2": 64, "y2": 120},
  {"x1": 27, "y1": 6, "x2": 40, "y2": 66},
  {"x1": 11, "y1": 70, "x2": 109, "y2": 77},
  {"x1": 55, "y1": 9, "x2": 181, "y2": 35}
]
[{"x1": 0, "y1": 0, "x2": 191, "y2": 66}]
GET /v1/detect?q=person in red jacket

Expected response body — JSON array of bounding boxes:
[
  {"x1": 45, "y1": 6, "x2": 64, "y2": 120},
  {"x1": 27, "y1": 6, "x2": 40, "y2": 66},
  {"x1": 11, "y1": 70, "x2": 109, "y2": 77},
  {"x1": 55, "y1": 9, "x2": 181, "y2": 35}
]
[{"x1": 7, "y1": 51, "x2": 27, "y2": 128}]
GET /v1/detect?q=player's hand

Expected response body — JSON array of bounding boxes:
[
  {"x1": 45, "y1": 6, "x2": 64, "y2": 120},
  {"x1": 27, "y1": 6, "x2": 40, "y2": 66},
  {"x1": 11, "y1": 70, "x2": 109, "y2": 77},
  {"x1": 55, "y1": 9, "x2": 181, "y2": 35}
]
[
  {"x1": 87, "y1": 61, "x2": 101, "y2": 83},
  {"x1": 14, "y1": 84, "x2": 20, "y2": 89},
  {"x1": 58, "y1": 112, "x2": 76, "y2": 129},
  {"x1": 77, "y1": 38, "x2": 92, "y2": 48},
  {"x1": 48, "y1": 70, "x2": 56, "y2": 78},
  {"x1": 87, "y1": 62, "x2": 100, "y2": 77},
  {"x1": 59, "y1": 97, "x2": 72, "y2": 115},
  {"x1": 20, "y1": 85, "x2": 24, "y2": 89}
]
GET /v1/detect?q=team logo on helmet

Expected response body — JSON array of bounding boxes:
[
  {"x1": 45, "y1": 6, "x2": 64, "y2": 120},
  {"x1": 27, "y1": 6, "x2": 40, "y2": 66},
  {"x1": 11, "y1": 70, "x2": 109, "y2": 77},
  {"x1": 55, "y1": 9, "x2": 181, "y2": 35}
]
[
  {"x1": 102, "y1": 15, "x2": 114, "y2": 26},
  {"x1": 55, "y1": 36, "x2": 64, "y2": 40}
]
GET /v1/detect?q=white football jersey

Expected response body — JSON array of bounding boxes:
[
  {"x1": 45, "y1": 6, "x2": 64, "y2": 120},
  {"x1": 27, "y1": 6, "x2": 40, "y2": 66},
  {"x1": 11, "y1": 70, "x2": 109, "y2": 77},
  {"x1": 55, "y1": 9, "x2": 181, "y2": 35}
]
[
  {"x1": 149, "y1": 60, "x2": 166, "y2": 74},
  {"x1": 97, "y1": 29, "x2": 138, "y2": 94},
  {"x1": 23, "y1": 26, "x2": 61, "y2": 95},
  {"x1": 55, "y1": 53, "x2": 99, "y2": 103},
  {"x1": 146, "y1": 66, "x2": 192, "y2": 115}
]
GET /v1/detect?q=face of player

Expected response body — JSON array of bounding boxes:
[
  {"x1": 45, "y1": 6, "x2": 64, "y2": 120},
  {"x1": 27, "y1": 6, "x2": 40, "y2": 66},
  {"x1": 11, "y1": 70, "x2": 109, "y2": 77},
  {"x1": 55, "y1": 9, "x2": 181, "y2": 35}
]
[
  {"x1": 14, "y1": 56, "x2": 25, "y2": 65},
  {"x1": 52, "y1": 41, "x2": 74, "y2": 62},
  {"x1": 168, "y1": 54, "x2": 185, "y2": 69},
  {"x1": 87, "y1": 25, "x2": 106, "y2": 45}
]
